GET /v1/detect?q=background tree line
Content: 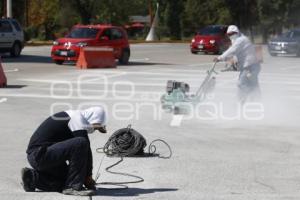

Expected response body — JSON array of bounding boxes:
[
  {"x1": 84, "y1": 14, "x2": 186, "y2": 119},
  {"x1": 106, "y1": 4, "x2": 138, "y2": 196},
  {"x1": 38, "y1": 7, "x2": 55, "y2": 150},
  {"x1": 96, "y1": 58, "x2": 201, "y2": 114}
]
[{"x1": 0, "y1": 0, "x2": 300, "y2": 43}]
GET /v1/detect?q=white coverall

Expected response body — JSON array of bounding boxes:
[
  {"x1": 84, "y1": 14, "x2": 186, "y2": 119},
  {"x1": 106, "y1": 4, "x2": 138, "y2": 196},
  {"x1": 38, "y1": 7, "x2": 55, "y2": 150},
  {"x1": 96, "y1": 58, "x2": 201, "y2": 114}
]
[{"x1": 218, "y1": 33, "x2": 261, "y2": 103}]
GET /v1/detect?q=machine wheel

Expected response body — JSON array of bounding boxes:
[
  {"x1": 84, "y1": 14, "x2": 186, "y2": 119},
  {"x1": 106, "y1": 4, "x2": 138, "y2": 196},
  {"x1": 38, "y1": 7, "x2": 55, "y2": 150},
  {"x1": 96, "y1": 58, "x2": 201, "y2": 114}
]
[
  {"x1": 173, "y1": 106, "x2": 180, "y2": 115},
  {"x1": 10, "y1": 42, "x2": 22, "y2": 57},
  {"x1": 270, "y1": 53, "x2": 277, "y2": 57},
  {"x1": 119, "y1": 48, "x2": 130, "y2": 65},
  {"x1": 54, "y1": 60, "x2": 64, "y2": 65}
]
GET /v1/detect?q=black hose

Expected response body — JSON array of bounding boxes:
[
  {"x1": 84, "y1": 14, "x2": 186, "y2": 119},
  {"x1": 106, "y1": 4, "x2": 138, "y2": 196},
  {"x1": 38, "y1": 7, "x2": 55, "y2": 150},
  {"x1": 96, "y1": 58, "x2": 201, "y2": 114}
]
[{"x1": 95, "y1": 125, "x2": 172, "y2": 188}]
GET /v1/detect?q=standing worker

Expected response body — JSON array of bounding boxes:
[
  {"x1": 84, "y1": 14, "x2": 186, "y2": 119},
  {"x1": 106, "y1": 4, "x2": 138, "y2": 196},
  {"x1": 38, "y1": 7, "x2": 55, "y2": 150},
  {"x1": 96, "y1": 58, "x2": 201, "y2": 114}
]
[
  {"x1": 214, "y1": 25, "x2": 261, "y2": 104},
  {"x1": 21, "y1": 106, "x2": 107, "y2": 196}
]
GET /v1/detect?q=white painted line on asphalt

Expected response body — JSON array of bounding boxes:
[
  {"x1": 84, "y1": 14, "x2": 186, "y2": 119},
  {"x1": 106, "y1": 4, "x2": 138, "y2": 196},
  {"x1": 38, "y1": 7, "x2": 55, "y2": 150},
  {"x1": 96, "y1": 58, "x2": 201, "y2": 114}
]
[
  {"x1": 170, "y1": 115, "x2": 184, "y2": 127},
  {"x1": 82, "y1": 72, "x2": 127, "y2": 82},
  {"x1": 23, "y1": 87, "x2": 164, "y2": 95},
  {"x1": 187, "y1": 62, "x2": 225, "y2": 67},
  {"x1": 0, "y1": 93, "x2": 161, "y2": 102},
  {"x1": 261, "y1": 72, "x2": 300, "y2": 78},
  {"x1": 4, "y1": 68, "x2": 19, "y2": 73},
  {"x1": 280, "y1": 66, "x2": 299, "y2": 70},
  {"x1": 0, "y1": 98, "x2": 7, "y2": 103},
  {"x1": 260, "y1": 80, "x2": 300, "y2": 85},
  {"x1": 130, "y1": 58, "x2": 150, "y2": 62},
  {"x1": 18, "y1": 73, "x2": 127, "y2": 84}
]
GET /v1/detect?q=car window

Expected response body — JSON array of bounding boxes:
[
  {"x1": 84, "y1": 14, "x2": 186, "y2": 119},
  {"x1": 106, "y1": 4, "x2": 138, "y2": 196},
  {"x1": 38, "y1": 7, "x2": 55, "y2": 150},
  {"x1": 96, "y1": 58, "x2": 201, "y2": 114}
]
[
  {"x1": 0, "y1": 21, "x2": 13, "y2": 33},
  {"x1": 101, "y1": 29, "x2": 112, "y2": 40},
  {"x1": 292, "y1": 31, "x2": 300, "y2": 38},
  {"x1": 198, "y1": 26, "x2": 224, "y2": 36},
  {"x1": 11, "y1": 20, "x2": 22, "y2": 32},
  {"x1": 111, "y1": 29, "x2": 124, "y2": 40},
  {"x1": 67, "y1": 27, "x2": 99, "y2": 38},
  {"x1": 283, "y1": 31, "x2": 293, "y2": 38}
]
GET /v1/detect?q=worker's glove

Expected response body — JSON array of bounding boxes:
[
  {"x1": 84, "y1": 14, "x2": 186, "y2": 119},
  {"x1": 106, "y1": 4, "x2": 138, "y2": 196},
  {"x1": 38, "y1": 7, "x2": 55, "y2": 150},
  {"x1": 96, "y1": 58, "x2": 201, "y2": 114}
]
[{"x1": 84, "y1": 176, "x2": 96, "y2": 190}]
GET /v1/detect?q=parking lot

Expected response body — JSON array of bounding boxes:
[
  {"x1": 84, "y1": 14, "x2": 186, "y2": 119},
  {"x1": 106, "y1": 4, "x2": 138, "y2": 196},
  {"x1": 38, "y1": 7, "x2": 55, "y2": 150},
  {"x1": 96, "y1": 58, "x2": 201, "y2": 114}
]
[{"x1": 1, "y1": 43, "x2": 300, "y2": 200}]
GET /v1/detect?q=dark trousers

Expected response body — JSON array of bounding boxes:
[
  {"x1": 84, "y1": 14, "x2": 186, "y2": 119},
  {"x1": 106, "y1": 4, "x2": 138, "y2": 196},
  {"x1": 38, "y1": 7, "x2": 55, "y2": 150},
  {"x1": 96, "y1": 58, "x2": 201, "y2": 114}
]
[{"x1": 27, "y1": 137, "x2": 89, "y2": 192}]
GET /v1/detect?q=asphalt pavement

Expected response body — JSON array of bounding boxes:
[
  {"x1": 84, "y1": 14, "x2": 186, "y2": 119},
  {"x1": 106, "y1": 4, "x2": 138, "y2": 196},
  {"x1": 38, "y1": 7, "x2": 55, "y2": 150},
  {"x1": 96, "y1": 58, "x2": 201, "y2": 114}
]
[{"x1": 1, "y1": 43, "x2": 300, "y2": 200}]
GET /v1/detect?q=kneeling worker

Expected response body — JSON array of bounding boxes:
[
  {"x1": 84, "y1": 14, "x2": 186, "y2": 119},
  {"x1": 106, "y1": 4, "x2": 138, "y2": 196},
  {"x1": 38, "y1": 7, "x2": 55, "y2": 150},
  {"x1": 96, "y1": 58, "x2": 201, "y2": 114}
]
[{"x1": 21, "y1": 106, "x2": 107, "y2": 196}]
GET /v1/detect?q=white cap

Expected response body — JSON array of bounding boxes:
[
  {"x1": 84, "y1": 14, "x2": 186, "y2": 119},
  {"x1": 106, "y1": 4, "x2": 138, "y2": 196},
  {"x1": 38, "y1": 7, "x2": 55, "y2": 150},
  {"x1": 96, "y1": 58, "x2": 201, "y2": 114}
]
[{"x1": 227, "y1": 25, "x2": 239, "y2": 34}]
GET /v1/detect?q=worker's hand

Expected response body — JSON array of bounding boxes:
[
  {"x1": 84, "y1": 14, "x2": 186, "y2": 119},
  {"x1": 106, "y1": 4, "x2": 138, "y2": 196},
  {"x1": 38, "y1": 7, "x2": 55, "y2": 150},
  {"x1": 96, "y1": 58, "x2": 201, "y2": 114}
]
[
  {"x1": 213, "y1": 57, "x2": 220, "y2": 63},
  {"x1": 92, "y1": 123, "x2": 107, "y2": 133},
  {"x1": 84, "y1": 176, "x2": 96, "y2": 190}
]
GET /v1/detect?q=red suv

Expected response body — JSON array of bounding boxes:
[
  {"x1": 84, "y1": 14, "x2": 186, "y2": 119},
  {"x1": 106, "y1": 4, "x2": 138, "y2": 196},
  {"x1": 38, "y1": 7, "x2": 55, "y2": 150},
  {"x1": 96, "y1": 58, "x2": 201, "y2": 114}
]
[
  {"x1": 51, "y1": 24, "x2": 130, "y2": 65},
  {"x1": 190, "y1": 25, "x2": 230, "y2": 55}
]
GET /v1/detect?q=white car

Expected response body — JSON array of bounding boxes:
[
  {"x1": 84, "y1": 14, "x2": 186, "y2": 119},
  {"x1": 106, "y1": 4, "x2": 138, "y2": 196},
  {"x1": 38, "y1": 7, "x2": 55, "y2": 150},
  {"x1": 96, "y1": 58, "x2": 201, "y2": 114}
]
[{"x1": 0, "y1": 18, "x2": 24, "y2": 57}]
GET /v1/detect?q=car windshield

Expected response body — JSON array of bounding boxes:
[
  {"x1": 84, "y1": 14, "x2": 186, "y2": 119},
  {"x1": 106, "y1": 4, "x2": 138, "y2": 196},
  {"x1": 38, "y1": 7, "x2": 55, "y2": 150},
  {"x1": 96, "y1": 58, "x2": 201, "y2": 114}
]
[
  {"x1": 67, "y1": 28, "x2": 99, "y2": 38},
  {"x1": 198, "y1": 26, "x2": 224, "y2": 35},
  {"x1": 281, "y1": 30, "x2": 300, "y2": 38}
]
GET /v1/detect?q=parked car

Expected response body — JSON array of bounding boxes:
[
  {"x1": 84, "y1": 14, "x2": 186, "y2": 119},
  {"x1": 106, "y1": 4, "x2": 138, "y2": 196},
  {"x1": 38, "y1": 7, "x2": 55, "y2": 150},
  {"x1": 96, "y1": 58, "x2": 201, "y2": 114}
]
[
  {"x1": 0, "y1": 18, "x2": 24, "y2": 57},
  {"x1": 268, "y1": 29, "x2": 300, "y2": 57},
  {"x1": 51, "y1": 24, "x2": 130, "y2": 65},
  {"x1": 190, "y1": 25, "x2": 230, "y2": 55}
]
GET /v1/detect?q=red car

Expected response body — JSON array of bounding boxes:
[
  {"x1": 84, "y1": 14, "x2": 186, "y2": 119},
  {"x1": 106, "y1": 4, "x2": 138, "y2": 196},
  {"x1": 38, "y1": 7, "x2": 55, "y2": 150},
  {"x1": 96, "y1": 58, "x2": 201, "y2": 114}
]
[
  {"x1": 190, "y1": 25, "x2": 230, "y2": 55},
  {"x1": 51, "y1": 24, "x2": 130, "y2": 65}
]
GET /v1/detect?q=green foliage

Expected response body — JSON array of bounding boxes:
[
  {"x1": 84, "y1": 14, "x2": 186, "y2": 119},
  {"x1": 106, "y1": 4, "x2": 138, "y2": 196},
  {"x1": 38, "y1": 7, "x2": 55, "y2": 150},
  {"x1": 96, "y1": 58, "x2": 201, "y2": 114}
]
[
  {"x1": 182, "y1": 0, "x2": 231, "y2": 37},
  {"x1": 165, "y1": 0, "x2": 184, "y2": 40},
  {"x1": 257, "y1": 0, "x2": 295, "y2": 42},
  {"x1": 3, "y1": 0, "x2": 300, "y2": 41}
]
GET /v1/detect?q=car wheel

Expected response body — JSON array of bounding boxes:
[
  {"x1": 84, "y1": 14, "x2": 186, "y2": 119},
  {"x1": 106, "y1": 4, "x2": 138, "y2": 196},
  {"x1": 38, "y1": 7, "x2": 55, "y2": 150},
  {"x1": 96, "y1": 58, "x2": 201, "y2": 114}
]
[
  {"x1": 119, "y1": 48, "x2": 130, "y2": 65},
  {"x1": 270, "y1": 53, "x2": 277, "y2": 57},
  {"x1": 54, "y1": 60, "x2": 64, "y2": 65},
  {"x1": 10, "y1": 42, "x2": 21, "y2": 57},
  {"x1": 191, "y1": 50, "x2": 197, "y2": 54}
]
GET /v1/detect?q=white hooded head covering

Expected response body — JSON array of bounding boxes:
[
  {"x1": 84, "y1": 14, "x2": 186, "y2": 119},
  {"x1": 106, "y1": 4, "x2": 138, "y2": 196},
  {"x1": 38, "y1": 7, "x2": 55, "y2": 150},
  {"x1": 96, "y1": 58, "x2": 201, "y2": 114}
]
[
  {"x1": 81, "y1": 106, "x2": 106, "y2": 125},
  {"x1": 66, "y1": 106, "x2": 106, "y2": 133},
  {"x1": 227, "y1": 25, "x2": 239, "y2": 34},
  {"x1": 226, "y1": 25, "x2": 241, "y2": 43}
]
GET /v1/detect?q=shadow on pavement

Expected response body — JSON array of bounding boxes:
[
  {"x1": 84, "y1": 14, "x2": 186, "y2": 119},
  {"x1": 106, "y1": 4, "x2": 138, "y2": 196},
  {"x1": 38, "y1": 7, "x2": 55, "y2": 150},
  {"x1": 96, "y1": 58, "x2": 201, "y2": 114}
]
[
  {"x1": 95, "y1": 187, "x2": 178, "y2": 197},
  {"x1": 1, "y1": 55, "x2": 52, "y2": 64},
  {"x1": 4, "y1": 85, "x2": 27, "y2": 89}
]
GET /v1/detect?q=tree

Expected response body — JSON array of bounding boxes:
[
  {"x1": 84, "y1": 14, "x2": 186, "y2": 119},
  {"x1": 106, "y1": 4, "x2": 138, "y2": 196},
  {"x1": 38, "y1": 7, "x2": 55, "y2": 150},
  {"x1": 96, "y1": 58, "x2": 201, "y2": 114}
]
[
  {"x1": 165, "y1": 0, "x2": 184, "y2": 40},
  {"x1": 225, "y1": 0, "x2": 259, "y2": 41},
  {"x1": 257, "y1": 0, "x2": 294, "y2": 42},
  {"x1": 27, "y1": 0, "x2": 60, "y2": 39},
  {"x1": 182, "y1": 0, "x2": 231, "y2": 37}
]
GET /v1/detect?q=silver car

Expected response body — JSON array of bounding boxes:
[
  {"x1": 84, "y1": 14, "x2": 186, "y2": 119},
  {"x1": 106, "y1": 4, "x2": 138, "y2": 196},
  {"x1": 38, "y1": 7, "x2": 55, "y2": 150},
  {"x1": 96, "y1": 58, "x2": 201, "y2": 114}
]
[
  {"x1": 268, "y1": 29, "x2": 300, "y2": 57},
  {"x1": 0, "y1": 18, "x2": 24, "y2": 57}
]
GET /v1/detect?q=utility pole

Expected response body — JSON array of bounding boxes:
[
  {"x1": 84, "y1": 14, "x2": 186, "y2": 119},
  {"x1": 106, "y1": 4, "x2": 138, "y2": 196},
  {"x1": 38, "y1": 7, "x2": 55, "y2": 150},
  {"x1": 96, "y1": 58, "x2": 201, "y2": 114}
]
[{"x1": 7, "y1": 0, "x2": 12, "y2": 18}]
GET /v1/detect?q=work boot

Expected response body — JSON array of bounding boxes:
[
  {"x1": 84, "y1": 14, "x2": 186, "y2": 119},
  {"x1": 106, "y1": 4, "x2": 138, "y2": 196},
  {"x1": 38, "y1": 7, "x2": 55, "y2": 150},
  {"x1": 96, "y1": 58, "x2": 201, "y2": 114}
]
[
  {"x1": 21, "y1": 167, "x2": 35, "y2": 192},
  {"x1": 62, "y1": 188, "x2": 96, "y2": 196}
]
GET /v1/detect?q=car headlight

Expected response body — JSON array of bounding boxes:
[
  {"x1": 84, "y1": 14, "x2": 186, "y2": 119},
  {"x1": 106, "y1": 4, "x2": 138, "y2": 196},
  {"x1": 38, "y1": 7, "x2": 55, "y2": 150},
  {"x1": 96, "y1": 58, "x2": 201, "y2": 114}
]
[
  {"x1": 191, "y1": 39, "x2": 195, "y2": 43},
  {"x1": 209, "y1": 40, "x2": 216, "y2": 44},
  {"x1": 76, "y1": 42, "x2": 88, "y2": 47},
  {"x1": 53, "y1": 41, "x2": 59, "y2": 45}
]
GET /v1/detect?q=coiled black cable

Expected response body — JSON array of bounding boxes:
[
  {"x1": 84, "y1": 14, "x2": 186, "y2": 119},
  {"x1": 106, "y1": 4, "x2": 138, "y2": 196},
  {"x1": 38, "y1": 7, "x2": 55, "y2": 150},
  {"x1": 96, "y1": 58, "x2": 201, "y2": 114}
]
[
  {"x1": 95, "y1": 125, "x2": 172, "y2": 188},
  {"x1": 101, "y1": 125, "x2": 147, "y2": 157}
]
